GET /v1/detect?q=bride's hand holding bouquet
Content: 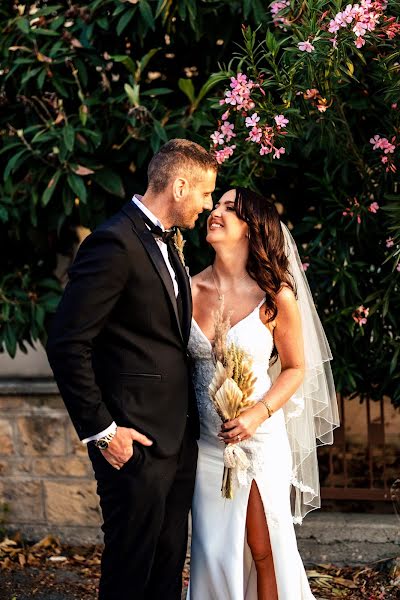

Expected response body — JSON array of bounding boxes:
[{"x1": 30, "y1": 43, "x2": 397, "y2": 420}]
[{"x1": 218, "y1": 402, "x2": 267, "y2": 445}]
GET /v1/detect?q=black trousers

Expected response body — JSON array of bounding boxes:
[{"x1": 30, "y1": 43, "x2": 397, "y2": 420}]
[{"x1": 88, "y1": 425, "x2": 198, "y2": 600}]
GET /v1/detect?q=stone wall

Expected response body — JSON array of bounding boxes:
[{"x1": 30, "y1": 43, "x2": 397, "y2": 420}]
[
  {"x1": 0, "y1": 380, "x2": 102, "y2": 544},
  {"x1": 0, "y1": 380, "x2": 399, "y2": 564}
]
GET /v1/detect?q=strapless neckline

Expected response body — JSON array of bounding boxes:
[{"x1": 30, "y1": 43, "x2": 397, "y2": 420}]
[{"x1": 191, "y1": 299, "x2": 272, "y2": 348}]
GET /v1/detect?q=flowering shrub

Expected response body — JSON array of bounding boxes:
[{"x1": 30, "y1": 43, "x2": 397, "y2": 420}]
[
  {"x1": 0, "y1": 1, "x2": 399, "y2": 406},
  {"x1": 0, "y1": 0, "x2": 267, "y2": 359},
  {"x1": 208, "y1": 1, "x2": 400, "y2": 405}
]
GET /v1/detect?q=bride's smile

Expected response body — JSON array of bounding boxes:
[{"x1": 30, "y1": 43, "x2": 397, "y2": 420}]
[{"x1": 206, "y1": 189, "x2": 249, "y2": 245}]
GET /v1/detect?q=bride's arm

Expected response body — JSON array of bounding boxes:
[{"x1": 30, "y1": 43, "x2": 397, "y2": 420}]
[{"x1": 219, "y1": 286, "x2": 305, "y2": 444}]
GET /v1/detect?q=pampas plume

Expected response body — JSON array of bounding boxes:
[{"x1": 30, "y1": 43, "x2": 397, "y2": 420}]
[{"x1": 208, "y1": 303, "x2": 258, "y2": 498}]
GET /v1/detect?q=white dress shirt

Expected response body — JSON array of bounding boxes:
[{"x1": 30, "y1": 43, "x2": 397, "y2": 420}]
[
  {"x1": 82, "y1": 196, "x2": 178, "y2": 444},
  {"x1": 131, "y1": 195, "x2": 179, "y2": 297}
]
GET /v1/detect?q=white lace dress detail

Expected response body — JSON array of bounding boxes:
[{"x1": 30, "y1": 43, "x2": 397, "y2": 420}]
[{"x1": 187, "y1": 302, "x2": 315, "y2": 600}]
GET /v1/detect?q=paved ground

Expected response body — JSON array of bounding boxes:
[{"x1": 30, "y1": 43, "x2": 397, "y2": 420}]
[
  {"x1": 1, "y1": 553, "x2": 399, "y2": 600},
  {"x1": 0, "y1": 530, "x2": 399, "y2": 599}
]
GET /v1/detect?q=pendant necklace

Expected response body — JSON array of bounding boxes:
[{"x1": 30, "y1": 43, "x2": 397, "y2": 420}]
[{"x1": 211, "y1": 265, "x2": 249, "y2": 301}]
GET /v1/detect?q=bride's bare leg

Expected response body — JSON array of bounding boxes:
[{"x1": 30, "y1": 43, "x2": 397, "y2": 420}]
[{"x1": 246, "y1": 480, "x2": 278, "y2": 600}]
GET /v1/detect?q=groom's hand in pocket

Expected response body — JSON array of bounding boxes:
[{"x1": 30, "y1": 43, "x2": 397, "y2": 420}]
[{"x1": 101, "y1": 426, "x2": 153, "y2": 470}]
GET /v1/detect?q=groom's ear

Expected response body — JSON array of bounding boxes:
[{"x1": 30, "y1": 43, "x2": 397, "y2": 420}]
[{"x1": 172, "y1": 177, "x2": 189, "y2": 202}]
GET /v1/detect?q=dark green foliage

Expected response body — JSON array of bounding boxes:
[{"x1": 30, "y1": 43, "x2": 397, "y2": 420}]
[
  {"x1": 1, "y1": 1, "x2": 399, "y2": 407},
  {"x1": 207, "y1": 0, "x2": 400, "y2": 405},
  {"x1": 0, "y1": 0, "x2": 257, "y2": 355}
]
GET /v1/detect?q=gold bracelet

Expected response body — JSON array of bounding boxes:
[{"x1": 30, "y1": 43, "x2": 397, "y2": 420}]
[{"x1": 259, "y1": 399, "x2": 274, "y2": 418}]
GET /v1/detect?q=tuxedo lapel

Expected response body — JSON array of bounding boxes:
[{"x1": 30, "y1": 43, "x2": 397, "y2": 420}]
[
  {"x1": 167, "y1": 244, "x2": 192, "y2": 344},
  {"x1": 121, "y1": 201, "x2": 184, "y2": 343}
]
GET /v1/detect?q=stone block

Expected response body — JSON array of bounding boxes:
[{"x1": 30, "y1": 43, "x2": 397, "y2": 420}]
[
  {"x1": 0, "y1": 480, "x2": 44, "y2": 521},
  {"x1": 0, "y1": 394, "x2": 63, "y2": 413},
  {"x1": 41, "y1": 396, "x2": 65, "y2": 409},
  {"x1": 12, "y1": 457, "x2": 34, "y2": 476},
  {"x1": 0, "y1": 458, "x2": 11, "y2": 477},
  {"x1": 0, "y1": 395, "x2": 25, "y2": 414},
  {"x1": 0, "y1": 419, "x2": 14, "y2": 455},
  {"x1": 17, "y1": 415, "x2": 67, "y2": 456},
  {"x1": 33, "y1": 457, "x2": 92, "y2": 478},
  {"x1": 67, "y1": 422, "x2": 89, "y2": 457},
  {"x1": 0, "y1": 457, "x2": 33, "y2": 477},
  {"x1": 44, "y1": 481, "x2": 101, "y2": 526}
]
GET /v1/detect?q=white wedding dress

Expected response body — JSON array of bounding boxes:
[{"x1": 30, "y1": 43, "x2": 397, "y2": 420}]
[{"x1": 187, "y1": 300, "x2": 315, "y2": 600}]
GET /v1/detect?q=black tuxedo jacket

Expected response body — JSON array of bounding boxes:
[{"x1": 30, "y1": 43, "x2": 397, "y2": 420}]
[{"x1": 46, "y1": 200, "x2": 199, "y2": 457}]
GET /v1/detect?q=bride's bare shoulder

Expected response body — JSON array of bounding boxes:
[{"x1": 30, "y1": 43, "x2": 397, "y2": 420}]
[{"x1": 191, "y1": 266, "x2": 212, "y2": 292}]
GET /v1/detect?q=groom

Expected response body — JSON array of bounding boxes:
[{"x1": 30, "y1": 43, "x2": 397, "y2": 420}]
[{"x1": 46, "y1": 139, "x2": 217, "y2": 599}]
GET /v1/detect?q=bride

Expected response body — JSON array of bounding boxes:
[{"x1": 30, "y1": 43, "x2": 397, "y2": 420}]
[{"x1": 187, "y1": 187, "x2": 339, "y2": 599}]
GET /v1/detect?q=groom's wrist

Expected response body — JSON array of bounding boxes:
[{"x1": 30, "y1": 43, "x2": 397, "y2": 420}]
[
  {"x1": 82, "y1": 421, "x2": 118, "y2": 444},
  {"x1": 94, "y1": 427, "x2": 117, "y2": 450}
]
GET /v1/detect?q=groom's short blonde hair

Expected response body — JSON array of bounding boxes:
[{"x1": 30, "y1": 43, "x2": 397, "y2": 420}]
[{"x1": 147, "y1": 139, "x2": 218, "y2": 194}]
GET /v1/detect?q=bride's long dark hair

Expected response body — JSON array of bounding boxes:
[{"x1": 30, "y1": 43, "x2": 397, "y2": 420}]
[{"x1": 234, "y1": 187, "x2": 296, "y2": 327}]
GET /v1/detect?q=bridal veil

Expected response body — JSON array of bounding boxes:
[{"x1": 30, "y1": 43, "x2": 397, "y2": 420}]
[{"x1": 268, "y1": 223, "x2": 340, "y2": 523}]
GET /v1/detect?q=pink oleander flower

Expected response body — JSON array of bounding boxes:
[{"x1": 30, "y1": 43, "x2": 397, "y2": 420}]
[
  {"x1": 245, "y1": 113, "x2": 260, "y2": 128},
  {"x1": 298, "y1": 40, "x2": 315, "y2": 53},
  {"x1": 259, "y1": 144, "x2": 273, "y2": 156},
  {"x1": 215, "y1": 144, "x2": 236, "y2": 164},
  {"x1": 221, "y1": 110, "x2": 230, "y2": 121},
  {"x1": 220, "y1": 121, "x2": 236, "y2": 142},
  {"x1": 211, "y1": 131, "x2": 225, "y2": 145},
  {"x1": 270, "y1": 0, "x2": 290, "y2": 15},
  {"x1": 369, "y1": 201, "x2": 380, "y2": 213},
  {"x1": 223, "y1": 90, "x2": 239, "y2": 106},
  {"x1": 397, "y1": 263, "x2": 400, "y2": 272},
  {"x1": 301, "y1": 262, "x2": 310, "y2": 271},
  {"x1": 304, "y1": 88, "x2": 320, "y2": 100},
  {"x1": 370, "y1": 135, "x2": 396, "y2": 153},
  {"x1": 353, "y1": 21, "x2": 368, "y2": 37},
  {"x1": 370, "y1": 134, "x2": 382, "y2": 149},
  {"x1": 328, "y1": 1, "x2": 384, "y2": 47},
  {"x1": 270, "y1": 0, "x2": 290, "y2": 27},
  {"x1": 330, "y1": 35, "x2": 338, "y2": 48},
  {"x1": 230, "y1": 73, "x2": 248, "y2": 87},
  {"x1": 392, "y1": 103, "x2": 398, "y2": 110},
  {"x1": 352, "y1": 305, "x2": 369, "y2": 326},
  {"x1": 248, "y1": 126, "x2": 263, "y2": 143},
  {"x1": 386, "y1": 237, "x2": 394, "y2": 248},
  {"x1": 383, "y1": 140, "x2": 396, "y2": 154},
  {"x1": 328, "y1": 21, "x2": 340, "y2": 33},
  {"x1": 274, "y1": 114, "x2": 289, "y2": 128},
  {"x1": 317, "y1": 98, "x2": 329, "y2": 112},
  {"x1": 221, "y1": 73, "x2": 257, "y2": 112},
  {"x1": 370, "y1": 135, "x2": 389, "y2": 152},
  {"x1": 343, "y1": 197, "x2": 362, "y2": 222},
  {"x1": 383, "y1": 17, "x2": 400, "y2": 39},
  {"x1": 273, "y1": 146, "x2": 286, "y2": 159}
]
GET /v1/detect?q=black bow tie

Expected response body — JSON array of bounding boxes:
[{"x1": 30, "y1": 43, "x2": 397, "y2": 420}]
[
  {"x1": 140, "y1": 212, "x2": 176, "y2": 243},
  {"x1": 151, "y1": 225, "x2": 176, "y2": 244}
]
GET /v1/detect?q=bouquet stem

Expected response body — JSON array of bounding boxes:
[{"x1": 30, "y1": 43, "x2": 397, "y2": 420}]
[{"x1": 221, "y1": 466, "x2": 234, "y2": 499}]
